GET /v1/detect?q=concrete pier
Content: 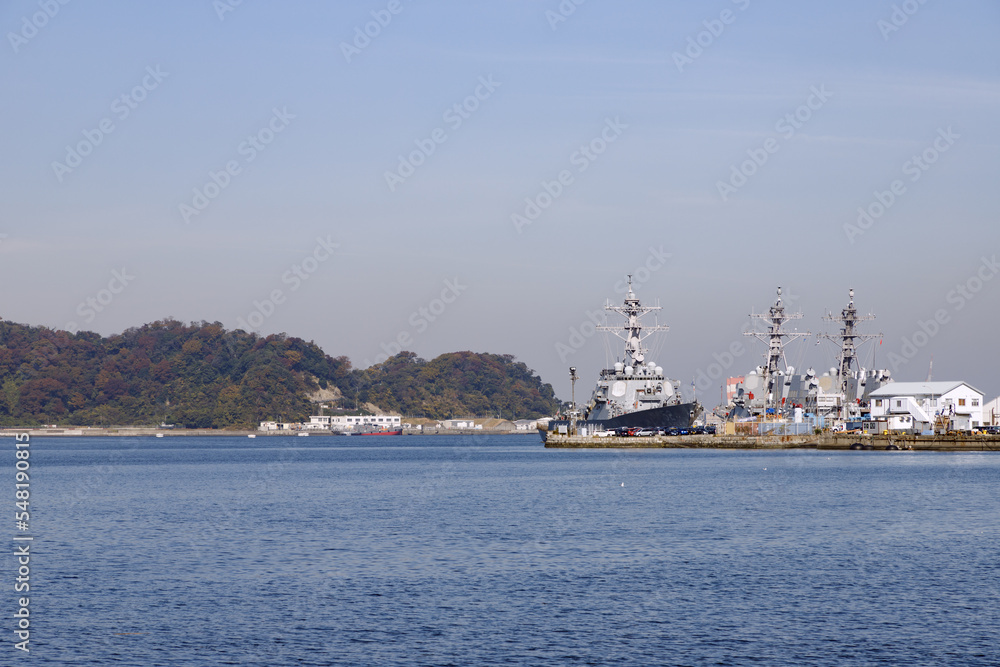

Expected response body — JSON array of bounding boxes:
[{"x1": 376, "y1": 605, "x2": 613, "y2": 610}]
[{"x1": 542, "y1": 432, "x2": 1000, "y2": 451}]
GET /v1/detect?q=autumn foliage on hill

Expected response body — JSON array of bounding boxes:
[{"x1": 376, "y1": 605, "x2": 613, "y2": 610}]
[
  {"x1": 350, "y1": 351, "x2": 559, "y2": 420},
  {"x1": 0, "y1": 319, "x2": 559, "y2": 427},
  {"x1": 0, "y1": 319, "x2": 349, "y2": 428}
]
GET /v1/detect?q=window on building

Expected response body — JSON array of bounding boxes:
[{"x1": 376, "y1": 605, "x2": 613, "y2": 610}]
[
  {"x1": 875, "y1": 400, "x2": 882, "y2": 407},
  {"x1": 972, "y1": 399, "x2": 979, "y2": 406},
  {"x1": 895, "y1": 400, "x2": 902, "y2": 408},
  {"x1": 959, "y1": 399, "x2": 966, "y2": 407}
]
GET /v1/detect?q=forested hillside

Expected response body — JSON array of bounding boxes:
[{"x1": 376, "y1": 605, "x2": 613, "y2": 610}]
[
  {"x1": 0, "y1": 319, "x2": 559, "y2": 427},
  {"x1": 350, "y1": 351, "x2": 559, "y2": 420}
]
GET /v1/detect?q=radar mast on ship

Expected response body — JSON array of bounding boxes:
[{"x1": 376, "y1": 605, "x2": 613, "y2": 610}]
[
  {"x1": 598, "y1": 275, "x2": 669, "y2": 368},
  {"x1": 744, "y1": 286, "x2": 810, "y2": 416},
  {"x1": 817, "y1": 288, "x2": 882, "y2": 420},
  {"x1": 549, "y1": 275, "x2": 698, "y2": 431}
]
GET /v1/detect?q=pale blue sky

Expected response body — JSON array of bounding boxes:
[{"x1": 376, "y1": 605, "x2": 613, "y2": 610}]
[{"x1": 2, "y1": 1, "x2": 999, "y2": 403}]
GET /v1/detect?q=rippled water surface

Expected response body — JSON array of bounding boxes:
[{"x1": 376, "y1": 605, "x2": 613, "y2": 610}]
[{"x1": 8, "y1": 435, "x2": 1000, "y2": 665}]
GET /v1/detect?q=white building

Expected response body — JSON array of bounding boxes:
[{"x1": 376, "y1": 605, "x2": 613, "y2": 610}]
[
  {"x1": 307, "y1": 414, "x2": 402, "y2": 431},
  {"x1": 868, "y1": 381, "x2": 984, "y2": 432},
  {"x1": 441, "y1": 419, "x2": 480, "y2": 429},
  {"x1": 258, "y1": 421, "x2": 299, "y2": 431},
  {"x1": 982, "y1": 397, "x2": 1000, "y2": 426}
]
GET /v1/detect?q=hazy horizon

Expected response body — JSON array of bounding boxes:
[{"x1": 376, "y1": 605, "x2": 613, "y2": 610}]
[{"x1": 3, "y1": 1, "x2": 998, "y2": 405}]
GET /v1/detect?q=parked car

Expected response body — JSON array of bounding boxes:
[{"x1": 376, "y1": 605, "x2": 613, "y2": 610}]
[{"x1": 635, "y1": 429, "x2": 655, "y2": 437}]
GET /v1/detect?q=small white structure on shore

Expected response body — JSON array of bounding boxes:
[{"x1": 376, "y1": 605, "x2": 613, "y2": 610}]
[
  {"x1": 307, "y1": 414, "x2": 401, "y2": 431},
  {"x1": 983, "y1": 396, "x2": 1000, "y2": 426},
  {"x1": 258, "y1": 421, "x2": 300, "y2": 432},
  {"x1": 868, "y1": 381, "x2": 984, "y2": 432},
  {"x1": 440, "y1": 419, "x2": 480, "y2": 429}
]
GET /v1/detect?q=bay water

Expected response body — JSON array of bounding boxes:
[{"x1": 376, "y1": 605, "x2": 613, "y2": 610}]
[{"x1": 6, "y1": 434, "x2": 999, "y2": 665}]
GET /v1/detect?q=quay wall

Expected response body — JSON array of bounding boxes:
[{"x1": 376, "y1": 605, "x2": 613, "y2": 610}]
[{"x1": 543, "y1": 433, "x2": 1000, "y2": 451}]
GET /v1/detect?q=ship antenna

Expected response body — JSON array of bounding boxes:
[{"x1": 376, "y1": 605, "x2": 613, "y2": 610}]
[
  {"x1": 817, "y1": 287, "x2": 880, "y2": 421},
  {"x1": 598, "y1": 275, "x2": 668, "y2": 367},
  {"x1": 745, "y1": 286, "x2": 809, "y2": 417}
]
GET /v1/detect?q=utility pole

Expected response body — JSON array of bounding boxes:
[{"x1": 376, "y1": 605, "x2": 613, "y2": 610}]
[{"x1": 569, "y1": 366, "x2": 578, "y2": 434}]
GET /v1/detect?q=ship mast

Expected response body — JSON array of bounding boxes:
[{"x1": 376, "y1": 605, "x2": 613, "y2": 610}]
[
  {"x1": 817, "y1": 288, "x2": 879, "y2": 419},
  {"x1": 744, "y1": 286, "x2": 810, "y2": 416},
  {"x1": 597, "y1": 275, "x2": 668, "y2": 368}
]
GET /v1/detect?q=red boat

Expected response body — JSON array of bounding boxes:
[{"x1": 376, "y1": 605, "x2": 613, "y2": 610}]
[{"x1": 355, "y1": 428, "x2": 402, "y2": 436}]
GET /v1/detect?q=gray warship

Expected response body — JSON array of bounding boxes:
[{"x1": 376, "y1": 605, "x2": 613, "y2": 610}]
[
  {"x1": 546, "y1": 277, "x2": 701, "y2": 433},
  {"x1": 728, "y1": 287, "x2": 892, "y2": 422}
]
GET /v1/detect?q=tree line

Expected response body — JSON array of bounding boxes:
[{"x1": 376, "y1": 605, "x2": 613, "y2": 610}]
[{"x1": 0, "y1": 319, "x2": 559, "y2": 428}]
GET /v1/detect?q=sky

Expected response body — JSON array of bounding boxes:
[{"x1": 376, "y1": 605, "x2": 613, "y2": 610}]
[{"x1": 2, "y1": 0, "x2": 999, "y2": 406}]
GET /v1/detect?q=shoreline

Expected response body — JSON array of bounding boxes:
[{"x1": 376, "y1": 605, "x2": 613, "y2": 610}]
[
  {"x1": 0, "y1": 427, "x2": 532, "y2": 437},
  {"x1": 4, "y1": 427, "x2": 997, "y2": 451}
]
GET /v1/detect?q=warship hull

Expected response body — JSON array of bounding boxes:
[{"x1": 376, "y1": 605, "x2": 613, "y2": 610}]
[{"x1": 548, "y1": 402, "x2": 700, "y2": 432}]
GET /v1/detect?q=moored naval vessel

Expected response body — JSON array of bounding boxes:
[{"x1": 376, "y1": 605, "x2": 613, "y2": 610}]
[
  {"x1": 727, "y1": 287, "x2": 892, "y2": 423},
  {"x1": 543, "y1": 277, "x2": 701, "y2": 435}
]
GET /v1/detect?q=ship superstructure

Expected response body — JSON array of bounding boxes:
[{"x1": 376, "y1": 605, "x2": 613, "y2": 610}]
[
  {"x1": 815, "y1": 288, "x2": 888, "y2": 419},
  {"x1": 583, "y1": 277, "x2": 687, "y2": 421},
  {"x1": 730, "y1": 287, "x2": 891, "y2": 424},
  {"x1": 546, "y1": 277, "x2": 700, "y2": 433},
  {"x1": 742, "y1": 287, "x2": 810, "y2": 415}
]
